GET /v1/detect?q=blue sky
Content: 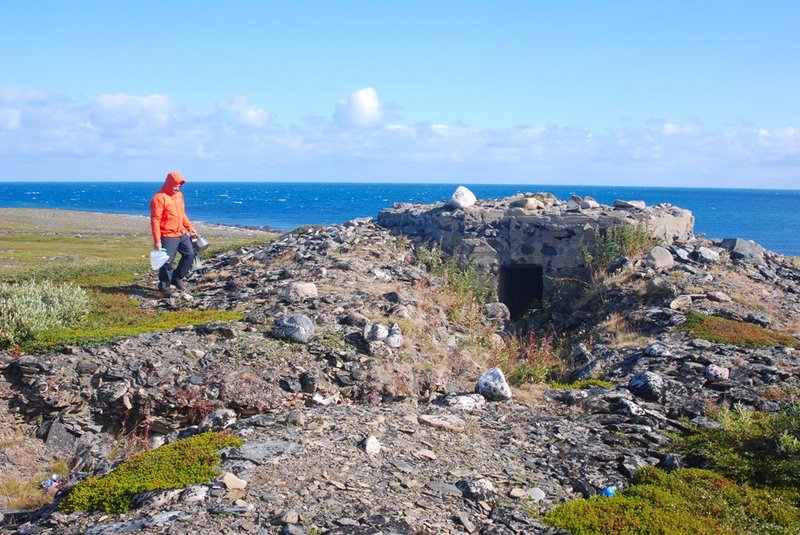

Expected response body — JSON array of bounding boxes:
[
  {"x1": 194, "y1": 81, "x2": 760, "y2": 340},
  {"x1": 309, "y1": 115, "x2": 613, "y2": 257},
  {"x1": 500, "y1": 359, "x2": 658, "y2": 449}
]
[{"x1": 1, "y1": 1, "x2": 798, "y2": 187}]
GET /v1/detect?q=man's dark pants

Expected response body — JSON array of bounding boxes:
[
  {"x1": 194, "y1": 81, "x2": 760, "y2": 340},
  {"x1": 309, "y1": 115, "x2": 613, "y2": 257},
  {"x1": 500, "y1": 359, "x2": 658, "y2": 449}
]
[{"x1": 158, "y1": 234, "x2": 195, "y2": 290}]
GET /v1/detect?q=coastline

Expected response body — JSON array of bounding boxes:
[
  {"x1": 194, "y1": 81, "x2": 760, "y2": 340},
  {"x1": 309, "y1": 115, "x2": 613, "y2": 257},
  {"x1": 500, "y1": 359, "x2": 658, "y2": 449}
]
[{"x1": 0, "y1": 208, "x2": 276, "y2": 239}]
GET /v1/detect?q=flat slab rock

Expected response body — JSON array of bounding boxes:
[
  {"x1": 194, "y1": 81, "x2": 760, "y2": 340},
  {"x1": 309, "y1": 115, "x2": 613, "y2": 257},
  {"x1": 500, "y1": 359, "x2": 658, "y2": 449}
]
[{"x1": 418, "y1": 413, "x2": 467, "y2": 432}]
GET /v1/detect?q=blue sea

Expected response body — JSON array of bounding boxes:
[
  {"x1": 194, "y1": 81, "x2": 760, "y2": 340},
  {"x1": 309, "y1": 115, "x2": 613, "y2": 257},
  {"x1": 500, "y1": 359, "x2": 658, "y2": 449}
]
[{"x1": 1, "y1": 182, "x2": 799, "y2": 256}]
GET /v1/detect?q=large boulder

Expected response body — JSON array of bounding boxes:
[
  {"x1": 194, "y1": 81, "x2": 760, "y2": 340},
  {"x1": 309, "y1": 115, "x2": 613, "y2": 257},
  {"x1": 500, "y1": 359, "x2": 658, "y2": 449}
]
[
  {"x1": 449, "y1": 186, "x2": 477, "y2": 209},
  {"x1": 272, "y1": 314, "x2": 316, "y2": 343},
  {"x1": 720, "y1": 238, "x2": 765, "y2": 264}
]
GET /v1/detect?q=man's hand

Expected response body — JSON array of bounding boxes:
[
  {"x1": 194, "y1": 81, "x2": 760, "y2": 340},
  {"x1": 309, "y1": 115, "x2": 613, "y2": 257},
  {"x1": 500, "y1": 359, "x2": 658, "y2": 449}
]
[
  {"x1": 188, "y1": 229, "x2": 198, "y2": 239},
  {"x1": 154, "y1": 242, "x2": 161, "y2": 251}
]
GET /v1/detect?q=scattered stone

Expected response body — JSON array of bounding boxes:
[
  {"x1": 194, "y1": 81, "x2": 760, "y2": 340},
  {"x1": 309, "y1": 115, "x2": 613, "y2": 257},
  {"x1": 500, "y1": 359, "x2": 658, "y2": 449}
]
[
  {"x1": 669, "y1": 295, "x2": 693, "y2": 310},
  {"x1": 363, "y1": 435, "x2": 382, "y2": 456},
  {"x1": 384, "y1": 323, "x2": 404, "y2": 348},
  {"x1": 509, "y1": 487, "x2": 527, "y2": 499},
  {"x1": 706, "y1": 291, "x2": 732, "y2": 303},
  {"x1": 441, "y1": 393, "x2": 486, "y2": 412},
  {"x1": 221, "y1": 472, "x2": 248, "y2": 490},
  {"x1": 283, "y1": 282, "x2": 318, "y2": 302},
  {"x1": 704, "y1": 364, "x2": 730, "y2": 383},
  {"x1": 528, "y1": 487, "x2": 546, "y2": 502}
]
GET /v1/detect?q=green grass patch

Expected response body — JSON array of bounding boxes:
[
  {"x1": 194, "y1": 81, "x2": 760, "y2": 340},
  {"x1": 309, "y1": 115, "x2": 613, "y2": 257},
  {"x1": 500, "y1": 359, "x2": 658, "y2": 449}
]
[
  {"x1": 0, "y1": 211, "x2": 274, "y2": 351},
  {"x1": 59, "y1": 431, "x2": 243, "y2": 513},
  {"x1": 550, "y1": 378, "x2": 615, "y2": 390},
  {"x1": 542, "y1": 466, "x2": 800, "y2": 535},
  {"x1": 673, "y1": 403, "x2": 800, "y2": 489},
  {"x1": 679, "y1": 311, "x2": 798, "y2": 348}
]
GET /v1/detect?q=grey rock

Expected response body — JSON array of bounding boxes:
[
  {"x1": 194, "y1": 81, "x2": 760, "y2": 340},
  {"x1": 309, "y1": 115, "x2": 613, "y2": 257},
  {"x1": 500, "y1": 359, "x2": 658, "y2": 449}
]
[
  {"x1": 457, "y1": 478, "x2": 495, "y2": 501},
  {"x1": 45, "y1": 419, "x2": 77, "y2": 454},
  {"x1": 199, "y1": 408, "x2": 237, "y2": 432},
  {"x1": 272, "y1": 313, "x2": 316, "y2": 343},
  {"x1": 283, "y1": 282, "x2": 318, "y2": 302},
  {"x1": 613, "y1": 199, "x2": 646, "y2": 210},
  {"x1": 645, "y1": 246, "x2": 674, "y2": 270},
  {"x1": 628, "y1": 371, "x2": 666, "y2": 402},
  {"x1": 746, "y1": 311, "x2": 772, "y2": 328},
  {"x1": 692, "y1": 246, "x2": 720, "y2": 264},
  {"x1": 363, "y1": 322, "x2": 389, "y2": 342},
  {"x1": 484, "y1": 302, "x2": 511, "y2": 322},
  {"x1": 720, "y1": 238, "x2": 765, "y2": 264}
]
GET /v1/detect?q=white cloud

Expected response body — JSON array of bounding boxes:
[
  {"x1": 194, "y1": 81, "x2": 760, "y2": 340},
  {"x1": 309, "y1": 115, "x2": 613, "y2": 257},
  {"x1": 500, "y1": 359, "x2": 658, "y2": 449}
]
[
  {"x1": 216, "y1": 96, "x2": 270, "y2": 128},
  {"x1": 1, "y1": 85, "x2": 799, "y2": 188},
  {"x1": 0, "y1": 108, "x2": 22, "y2": 129},
  {"x1": 661, "y1": 121, "x2": 702, "y2": 136},
  {"x1": 91, "y1": 93, "x2": 180, "y2": 129},
  {"x1": 334, "y1": 87, "x2": 383, "y2": 128}
]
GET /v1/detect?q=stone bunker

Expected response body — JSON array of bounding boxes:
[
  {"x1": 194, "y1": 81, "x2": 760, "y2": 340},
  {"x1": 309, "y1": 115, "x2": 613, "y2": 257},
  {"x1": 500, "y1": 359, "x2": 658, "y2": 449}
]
[{"x1": 378, "y1": 191, "x2": 694, "y2": 320}]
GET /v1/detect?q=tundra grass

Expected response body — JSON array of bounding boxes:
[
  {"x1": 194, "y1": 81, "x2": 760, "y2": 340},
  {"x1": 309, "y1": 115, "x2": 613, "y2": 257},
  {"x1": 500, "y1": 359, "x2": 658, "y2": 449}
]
[{"x1": 542, "y1": 466, "x2": 800, "y2": 535}]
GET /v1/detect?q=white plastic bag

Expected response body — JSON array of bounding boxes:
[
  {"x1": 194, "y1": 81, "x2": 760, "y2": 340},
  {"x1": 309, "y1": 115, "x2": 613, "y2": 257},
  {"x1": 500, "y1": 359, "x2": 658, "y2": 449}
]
[{"x1": 149, "y1": 249, "x2": 169, "y2": 270}]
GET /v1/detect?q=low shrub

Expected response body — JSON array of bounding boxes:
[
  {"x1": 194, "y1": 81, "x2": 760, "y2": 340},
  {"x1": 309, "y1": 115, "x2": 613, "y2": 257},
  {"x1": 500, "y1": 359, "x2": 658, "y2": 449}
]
[
  {"x1": 59, "y1": 431, "x2": 242, "y2": 513},
  {"x1": 495, "y1": 330, "x2": 567, "y2": 386},
  {"x1": 679, "y1": 311, "x2": 798, "y2": 347},
  {"x1": 0, "y1": 279, "x2": 89, "y2": 347},
  {"x1": 542, "y1": 466, "x2": 800, "y2": 534},
  {"x1": 673, "y1": 403, "x2": 800, "y2": 489}
]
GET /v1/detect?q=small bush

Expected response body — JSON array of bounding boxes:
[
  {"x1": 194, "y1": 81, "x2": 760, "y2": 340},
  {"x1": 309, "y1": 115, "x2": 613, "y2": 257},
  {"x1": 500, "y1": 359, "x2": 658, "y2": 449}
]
[
  {"x1": 542, "y1": 466, "x2": 800, "y2": 534},
  {"x1": 674, "y1": 403, "x2": 800, "y2": 489},
  {"x1": 0, "y1": 279, "x2": 89, "y2": 347},
  {"x1": 679, "y1": 311, "x2": 798, "y2": 348},
  {"x1": 582, "y1": 222, "x2": 654, "y2": 278},
  {"x1": 59, "y1": 431, "x2": 242, "y2": 513}
]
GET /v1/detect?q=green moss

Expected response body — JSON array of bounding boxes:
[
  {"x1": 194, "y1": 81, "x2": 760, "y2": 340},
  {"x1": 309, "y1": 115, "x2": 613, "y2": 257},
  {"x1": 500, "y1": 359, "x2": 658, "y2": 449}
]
[
  {"x1": 550, "y1": 378, "x2": 615, "y2": 390},
  {"x1": 679, "y1": 311, "x2": 798, "y2": 348},
  {"x1": 59, "y1": 431, "x2": 243, "y2": 513},
  {"x1": 542, "y1": 467, "x2": 800, "y2": 535}
]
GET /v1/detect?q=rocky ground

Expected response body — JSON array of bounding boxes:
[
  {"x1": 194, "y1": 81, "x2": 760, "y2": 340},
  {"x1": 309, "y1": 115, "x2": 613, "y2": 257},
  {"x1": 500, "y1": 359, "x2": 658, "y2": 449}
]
[{"x1": 1, "y1": 200, "x2": 799, "y2": 534}]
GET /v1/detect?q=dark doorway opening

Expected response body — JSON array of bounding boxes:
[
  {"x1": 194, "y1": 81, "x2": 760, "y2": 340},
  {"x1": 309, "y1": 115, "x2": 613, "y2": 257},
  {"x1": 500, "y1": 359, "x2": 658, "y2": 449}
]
[{"x1": 498, "y1": 265, "x2": 544, "y2": 321}]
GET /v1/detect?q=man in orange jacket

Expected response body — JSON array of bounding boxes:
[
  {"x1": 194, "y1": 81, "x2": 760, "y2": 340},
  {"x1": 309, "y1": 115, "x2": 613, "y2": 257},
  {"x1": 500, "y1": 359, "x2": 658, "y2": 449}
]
[{"x1": 150, "y1": 171, "x2": 197, "y2": 295}]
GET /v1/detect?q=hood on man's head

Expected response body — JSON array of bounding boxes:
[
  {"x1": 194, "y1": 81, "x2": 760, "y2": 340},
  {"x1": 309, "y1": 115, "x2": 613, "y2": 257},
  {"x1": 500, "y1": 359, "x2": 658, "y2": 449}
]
[{"x1": 161, "y1": 171, "x2": 186, "y2": 192}]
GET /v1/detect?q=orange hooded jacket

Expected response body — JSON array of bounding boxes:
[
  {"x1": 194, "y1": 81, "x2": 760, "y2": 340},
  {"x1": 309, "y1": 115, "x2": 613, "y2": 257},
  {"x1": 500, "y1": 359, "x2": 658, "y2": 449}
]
[{"x1": 150, "y1": 171, "x2": 194, "y2": 246}]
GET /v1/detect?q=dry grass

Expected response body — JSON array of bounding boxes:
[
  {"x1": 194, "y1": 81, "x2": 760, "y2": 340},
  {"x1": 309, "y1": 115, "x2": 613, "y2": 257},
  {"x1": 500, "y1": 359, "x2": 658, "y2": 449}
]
[
  {"x1": 601, "y1": 312, "x2": 649, "y2": 348},
  {"x1": 511, "y1": 383, "x2": 550, "y2": 406},
  {"x1": 0, "y1": 460, "x2": 69, "y2": 510}
]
